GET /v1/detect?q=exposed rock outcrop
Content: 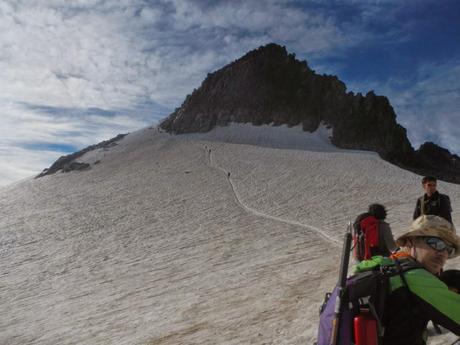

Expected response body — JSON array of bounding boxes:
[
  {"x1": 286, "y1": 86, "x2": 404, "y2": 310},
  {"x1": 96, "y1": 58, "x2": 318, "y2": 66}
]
[
  {"x1": 36, "y1": 133, "x2": 127, "y2": 178},
  {"x1": 411, "y1": 142, "x2": 460, "y2": 183},
  {"x1": 160, "y1": 43, "x2": 460, "y2": 183}
]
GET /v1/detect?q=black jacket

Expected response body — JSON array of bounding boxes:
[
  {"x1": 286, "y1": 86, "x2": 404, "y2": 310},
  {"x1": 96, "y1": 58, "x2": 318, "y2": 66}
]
[{"x1": 413, "y1": 191, "x2": 452, "y2": 223}]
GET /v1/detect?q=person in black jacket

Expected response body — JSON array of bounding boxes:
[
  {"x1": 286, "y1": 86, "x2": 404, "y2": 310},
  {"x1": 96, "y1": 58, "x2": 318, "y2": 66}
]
[{"x1": 413, "y1": 176, "x2": 452, "y2": 223}]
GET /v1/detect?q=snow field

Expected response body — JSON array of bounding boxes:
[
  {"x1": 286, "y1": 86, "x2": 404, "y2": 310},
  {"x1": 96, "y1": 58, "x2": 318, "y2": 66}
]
[{"x1": 0, "y1": 124, "x2": 458, "y2": 344}]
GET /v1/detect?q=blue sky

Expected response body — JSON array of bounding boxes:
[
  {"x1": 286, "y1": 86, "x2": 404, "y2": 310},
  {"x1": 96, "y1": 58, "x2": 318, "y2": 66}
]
[{"x1": 1, "y1": 0, "x2": 459, "y2": 186}]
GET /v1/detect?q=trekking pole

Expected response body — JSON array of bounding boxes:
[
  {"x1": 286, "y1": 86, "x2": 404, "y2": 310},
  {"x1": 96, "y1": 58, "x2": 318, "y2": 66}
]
[{"x1": 330, "y1": 222, "x2": 353, "y2": 345}]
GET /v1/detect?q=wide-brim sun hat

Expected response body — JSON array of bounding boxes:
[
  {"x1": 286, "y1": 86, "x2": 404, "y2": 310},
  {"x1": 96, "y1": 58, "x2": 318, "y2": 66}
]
[{"x1": 397, "y1": 215, "x2": 460, "y2": 258}]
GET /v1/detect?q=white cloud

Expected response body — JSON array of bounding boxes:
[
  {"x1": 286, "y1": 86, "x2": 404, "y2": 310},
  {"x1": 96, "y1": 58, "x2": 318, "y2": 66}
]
[
  {"x1": 0, "y1": 146, "x2": 59, "y2": 186},
  {"x1": 0, "y1": 0, "x2": 376, "y2": 113},
  {"x1": 0, "y1": 101, "x2": 148, "y2": 185},
  {"x1": 347, "y1": 59, "x2": 460, "y2": 155},
  {"x1": 396, "y1": 61, "x2": 460, "y2": 153}
]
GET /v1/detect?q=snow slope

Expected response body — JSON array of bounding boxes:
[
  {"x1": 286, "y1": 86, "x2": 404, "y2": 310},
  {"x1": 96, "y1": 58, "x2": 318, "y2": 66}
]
[
  {"x1": 187, "y1": 123, "x2": 341, "y2": 152},
  {"x1": 0, "y1": 124, "x2": 459, "y2": 345}
]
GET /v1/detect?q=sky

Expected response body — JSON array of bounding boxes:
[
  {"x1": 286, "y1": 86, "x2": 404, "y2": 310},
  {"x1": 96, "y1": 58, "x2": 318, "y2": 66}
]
[{"x1": 1, "y1": 0, "x2": 459, "y2": 186}]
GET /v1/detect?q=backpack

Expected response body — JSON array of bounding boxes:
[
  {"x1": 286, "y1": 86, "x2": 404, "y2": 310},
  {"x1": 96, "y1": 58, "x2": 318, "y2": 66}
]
[
  {"x1": 317, "y1": 257, "x2": 422, "y2": 345},
  {"x1": 353, "y1": 213, "x2": 380, "y2": 261}
]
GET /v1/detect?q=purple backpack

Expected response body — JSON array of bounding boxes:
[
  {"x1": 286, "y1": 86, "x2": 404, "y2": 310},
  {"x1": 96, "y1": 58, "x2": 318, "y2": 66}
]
[
  {"x1": 316, "y1": 260, "x2": 421, "y2": 345},
  {"x1": 317, "y1": 285, "x2": 353, "y2": 344}
]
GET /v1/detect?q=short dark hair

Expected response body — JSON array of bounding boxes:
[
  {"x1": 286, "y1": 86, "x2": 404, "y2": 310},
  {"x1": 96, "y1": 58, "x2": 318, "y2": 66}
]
[
  {"x1": 368, "y1": 204, "x2": 387, "y2": 220},
  {"x1": 422, "y1": 176, "x2": 437, "y2": 184}
]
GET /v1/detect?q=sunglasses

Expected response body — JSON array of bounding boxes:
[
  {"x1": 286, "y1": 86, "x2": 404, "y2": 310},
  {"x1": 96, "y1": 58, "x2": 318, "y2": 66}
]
[{"x1": 422, "y1": 236, "x2": 456, "y2": 257}]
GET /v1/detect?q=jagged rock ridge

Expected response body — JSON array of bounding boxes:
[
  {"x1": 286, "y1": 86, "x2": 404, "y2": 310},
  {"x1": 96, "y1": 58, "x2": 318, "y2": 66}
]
[
  {"x1": 160, "y1": 43, "x2": 460, "y2": 184},
  {"x1": 36, "y1": 133, "x2": 127, "y2": 178},
  {"x1": 412, "y1": 142, "x2": 460, "y2": 182}
]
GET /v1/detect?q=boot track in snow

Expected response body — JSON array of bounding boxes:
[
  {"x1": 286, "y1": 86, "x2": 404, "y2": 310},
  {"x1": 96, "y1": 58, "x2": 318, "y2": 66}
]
[{"x1": 201, "y1": 144, "x2": 341, "y2": 247}]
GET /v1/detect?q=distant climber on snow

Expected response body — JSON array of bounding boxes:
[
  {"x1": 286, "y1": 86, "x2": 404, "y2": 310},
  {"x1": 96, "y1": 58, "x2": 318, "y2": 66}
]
[
  {"x1": 352, "y1": 203, "x2": 396, "y2": 261},
  {"x1": 413, "y1": 175, "x2": 452, "y2": 224}
]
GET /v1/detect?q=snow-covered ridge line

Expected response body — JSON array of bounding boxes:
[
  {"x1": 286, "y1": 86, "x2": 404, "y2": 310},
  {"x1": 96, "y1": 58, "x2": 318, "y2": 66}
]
[{"x1": 186, "y1": 122, "x2": 343, "y2": 152}]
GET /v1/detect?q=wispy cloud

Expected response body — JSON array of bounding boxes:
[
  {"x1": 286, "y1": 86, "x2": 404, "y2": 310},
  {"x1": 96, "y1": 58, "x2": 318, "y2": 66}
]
[
  {"x1": 391, "y1": 60, "x2": 460, "y2": 152},
  {"x1": 347, "y1": 59, "x2": 460, "y2": 153}
]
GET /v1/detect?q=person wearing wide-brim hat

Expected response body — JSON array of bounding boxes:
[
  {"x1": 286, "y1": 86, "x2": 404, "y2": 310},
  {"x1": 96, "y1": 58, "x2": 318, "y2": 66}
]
[
  {"x1": 396, "y1": 214, "x2": 460, "y2": 274},
  {"x1": 381, "y1": 215, "x2": 460, "y2": 345}
]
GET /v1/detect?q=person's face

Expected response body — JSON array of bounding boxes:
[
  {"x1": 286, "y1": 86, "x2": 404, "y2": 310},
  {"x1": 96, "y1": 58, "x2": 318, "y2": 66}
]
[
  {"x1": 409, "y1": 237, "x2": 448, "y2": 274},
  {"x1": 423, "y1": 181, "x2": 437, "y2": 196}
]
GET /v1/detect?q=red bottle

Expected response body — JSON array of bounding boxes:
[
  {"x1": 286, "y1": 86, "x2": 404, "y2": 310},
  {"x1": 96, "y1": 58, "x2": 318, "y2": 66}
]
[{"x1": 354, "y1": 309, "x2": 378, "y2": 345}]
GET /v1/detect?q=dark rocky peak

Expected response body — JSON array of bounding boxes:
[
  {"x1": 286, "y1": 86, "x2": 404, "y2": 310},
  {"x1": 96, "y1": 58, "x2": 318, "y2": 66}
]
[
  {"x1": 414, "y1": 142, "x2": 460, "y2": 179},
  {"x1": 162, "y1": 43, "x2": 341, "y2": 133},
  {"x1": 160, "y1": 43, "x2": 413, "y2": 164}
]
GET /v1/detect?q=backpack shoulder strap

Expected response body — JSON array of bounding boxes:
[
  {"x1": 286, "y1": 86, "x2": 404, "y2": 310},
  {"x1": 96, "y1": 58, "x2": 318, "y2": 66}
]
[
  {"x1": 394, "y1": 259, "x2": 412, "y2": 290},
  {"x1": 396, "y1": 258, "x2": 423, "y2": 273},
  {"x1": 419, "y1": 195, "x2": 426, "y2": 215},
  {"x1": 393, "y1": 259, "x2": 424, "y2": 315}
]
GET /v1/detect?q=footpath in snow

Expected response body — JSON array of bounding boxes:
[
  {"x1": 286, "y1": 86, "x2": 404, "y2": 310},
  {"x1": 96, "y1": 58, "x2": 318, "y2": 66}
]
[{"x1": 201, "y1": 143, "x2": 341, "y2": 247}]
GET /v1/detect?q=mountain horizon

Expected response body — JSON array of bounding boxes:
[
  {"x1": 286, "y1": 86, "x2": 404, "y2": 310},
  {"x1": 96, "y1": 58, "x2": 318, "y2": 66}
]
[{"x1": 160, "y1": 43, "x2": 460, "y2": 184}]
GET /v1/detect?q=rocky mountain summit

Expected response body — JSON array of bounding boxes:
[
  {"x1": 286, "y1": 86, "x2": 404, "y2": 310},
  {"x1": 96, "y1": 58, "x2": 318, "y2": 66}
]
[{"x1": 160, "y1": 43, "x2": 460, "y2": 184}]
